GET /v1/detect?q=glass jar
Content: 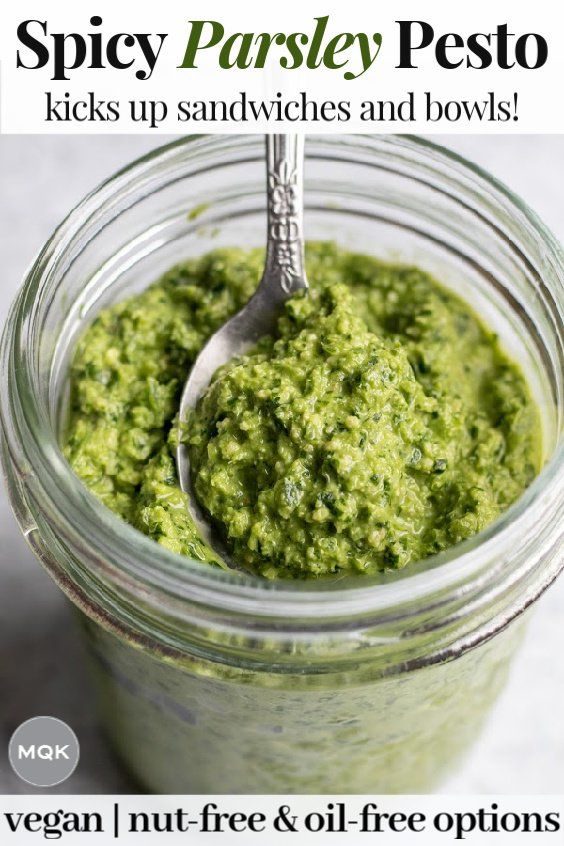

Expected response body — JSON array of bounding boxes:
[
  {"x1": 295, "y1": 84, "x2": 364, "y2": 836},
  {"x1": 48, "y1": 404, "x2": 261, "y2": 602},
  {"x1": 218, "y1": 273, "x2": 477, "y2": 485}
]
[{"x1": 1, "y1": 135, "x2": 563, "y2": 794}]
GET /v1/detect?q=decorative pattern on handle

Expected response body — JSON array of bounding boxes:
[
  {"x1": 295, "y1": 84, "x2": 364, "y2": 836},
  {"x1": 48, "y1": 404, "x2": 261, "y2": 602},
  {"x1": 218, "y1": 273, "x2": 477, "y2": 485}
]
[{"x1": 265, "y1": 135, "x2": 307, "y2": 295}]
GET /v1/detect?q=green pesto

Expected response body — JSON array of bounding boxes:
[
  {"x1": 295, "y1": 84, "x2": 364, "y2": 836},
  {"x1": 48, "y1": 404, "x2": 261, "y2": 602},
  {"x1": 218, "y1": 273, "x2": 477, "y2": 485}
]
[{"x1": 65, "y1": 243, "x2": 541, "y2": 579}]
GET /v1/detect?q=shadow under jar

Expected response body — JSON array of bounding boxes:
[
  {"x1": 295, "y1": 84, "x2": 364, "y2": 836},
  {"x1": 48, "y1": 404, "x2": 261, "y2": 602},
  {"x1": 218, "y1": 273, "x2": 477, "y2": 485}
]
[{"x1": 1, "y1": 135, "x2": 563, "y2": 793}]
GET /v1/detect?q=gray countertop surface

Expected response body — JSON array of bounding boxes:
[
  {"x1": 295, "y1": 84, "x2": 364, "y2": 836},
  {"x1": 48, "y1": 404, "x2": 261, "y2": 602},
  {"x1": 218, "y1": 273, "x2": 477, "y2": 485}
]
[{"x1": 0, "y1": 134, "x2": 563, "y2": 794}]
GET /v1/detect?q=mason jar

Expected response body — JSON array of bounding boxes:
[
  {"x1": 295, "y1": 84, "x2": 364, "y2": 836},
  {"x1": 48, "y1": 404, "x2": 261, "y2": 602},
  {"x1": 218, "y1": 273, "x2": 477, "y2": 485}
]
[{"x1": 1, "y1": 135, "x2": 563, "y2": 793}]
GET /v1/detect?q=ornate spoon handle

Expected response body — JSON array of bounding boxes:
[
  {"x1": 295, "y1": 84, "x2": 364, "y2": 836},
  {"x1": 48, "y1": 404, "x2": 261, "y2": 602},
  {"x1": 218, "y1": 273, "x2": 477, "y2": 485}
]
[{"x1": 262, "y1": 134, "x2": 308, "y2": 297}]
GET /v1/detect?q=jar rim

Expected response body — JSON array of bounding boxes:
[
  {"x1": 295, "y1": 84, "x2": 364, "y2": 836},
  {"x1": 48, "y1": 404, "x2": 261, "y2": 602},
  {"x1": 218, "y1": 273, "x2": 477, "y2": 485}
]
[{"x1": 2, "y1": 133, "x2": 563, "y2": 624}]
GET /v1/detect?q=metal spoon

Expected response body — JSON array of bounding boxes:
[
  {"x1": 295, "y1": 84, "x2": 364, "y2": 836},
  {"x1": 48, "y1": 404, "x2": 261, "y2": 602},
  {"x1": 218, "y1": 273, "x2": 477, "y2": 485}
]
[{"x1": 176, "y1": 134, "x2": 308, "y2": 559}]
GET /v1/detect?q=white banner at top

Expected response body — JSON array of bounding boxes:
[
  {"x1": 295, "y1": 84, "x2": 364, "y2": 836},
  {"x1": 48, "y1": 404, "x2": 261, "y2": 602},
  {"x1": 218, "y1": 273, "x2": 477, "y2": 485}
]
[{"x1": 0, "y1": 0, "x2": 563, "y2": 133}]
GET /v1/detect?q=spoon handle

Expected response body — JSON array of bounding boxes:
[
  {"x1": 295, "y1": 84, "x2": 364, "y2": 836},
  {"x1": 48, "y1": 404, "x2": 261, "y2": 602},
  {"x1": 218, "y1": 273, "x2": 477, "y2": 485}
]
[{"x1": 262, "y1": 134, "x2": 308, "y2": 297}]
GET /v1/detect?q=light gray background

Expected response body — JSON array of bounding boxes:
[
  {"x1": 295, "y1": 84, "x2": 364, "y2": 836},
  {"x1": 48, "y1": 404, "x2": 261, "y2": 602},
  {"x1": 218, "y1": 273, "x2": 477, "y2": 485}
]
[{"x1": 0, "y1": 135, "x2": 562, "y2": 794}]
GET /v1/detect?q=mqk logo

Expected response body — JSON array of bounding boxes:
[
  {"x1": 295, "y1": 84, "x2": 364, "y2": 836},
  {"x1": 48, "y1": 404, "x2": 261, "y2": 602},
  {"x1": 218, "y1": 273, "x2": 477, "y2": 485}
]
[{"x1": 8, "y1": 717, "x2": 80, "y2": 787}]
